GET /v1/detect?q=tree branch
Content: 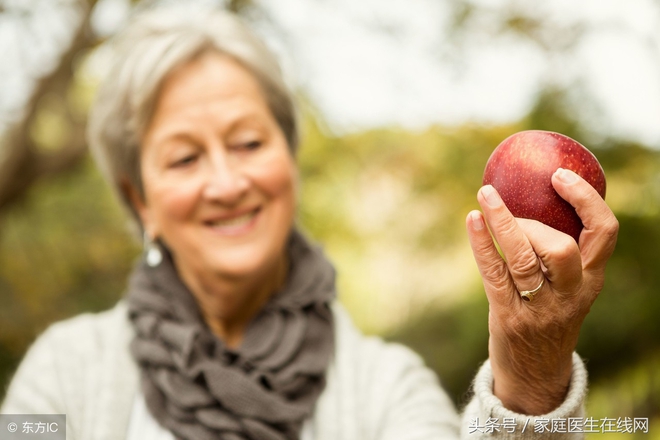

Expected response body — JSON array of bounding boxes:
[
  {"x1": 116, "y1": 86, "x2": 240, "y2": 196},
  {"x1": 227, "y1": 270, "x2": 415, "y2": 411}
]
[{"x1": 0, "y1": 0, "x2": 94, "y2": 211}]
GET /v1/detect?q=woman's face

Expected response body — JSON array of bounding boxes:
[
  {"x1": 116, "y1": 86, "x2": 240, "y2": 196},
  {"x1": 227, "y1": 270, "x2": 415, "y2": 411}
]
[{"x1": 136, "y1": 52, "x2": 296, "y2": 282}]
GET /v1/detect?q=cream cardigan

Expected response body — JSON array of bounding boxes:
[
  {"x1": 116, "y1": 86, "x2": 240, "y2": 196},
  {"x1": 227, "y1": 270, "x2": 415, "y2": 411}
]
[{"x1": 1, "y1": 301, "x2": 587, "y2": 439}]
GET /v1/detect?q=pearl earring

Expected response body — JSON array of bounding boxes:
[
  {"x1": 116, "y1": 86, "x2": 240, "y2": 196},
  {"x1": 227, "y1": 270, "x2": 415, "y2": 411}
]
[{"x1": 144, "y1": 232, "x2": 163, "y2": 267}]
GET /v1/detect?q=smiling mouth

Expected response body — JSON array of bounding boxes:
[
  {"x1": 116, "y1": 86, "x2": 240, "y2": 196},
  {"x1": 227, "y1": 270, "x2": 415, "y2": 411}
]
[{"x1": 205, "y1": 208, "x2": 260, "y2": 233}]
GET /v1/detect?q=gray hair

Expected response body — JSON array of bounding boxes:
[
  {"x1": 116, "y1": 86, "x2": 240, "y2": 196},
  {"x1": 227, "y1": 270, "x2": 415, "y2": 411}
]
[{"x1": 87, "y1": 4, "x2": 298, "y2": 231}]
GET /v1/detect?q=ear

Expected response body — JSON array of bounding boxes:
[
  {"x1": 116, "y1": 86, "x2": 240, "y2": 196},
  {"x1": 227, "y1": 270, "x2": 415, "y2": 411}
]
[{"x1": 122, "y1": 179, "x2": 159, "y2": 239}]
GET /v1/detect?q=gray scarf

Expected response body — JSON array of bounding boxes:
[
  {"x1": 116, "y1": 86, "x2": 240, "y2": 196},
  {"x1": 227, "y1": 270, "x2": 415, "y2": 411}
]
[{"x1": 127, "y1": 229, "x2": 336, "y2": 440}]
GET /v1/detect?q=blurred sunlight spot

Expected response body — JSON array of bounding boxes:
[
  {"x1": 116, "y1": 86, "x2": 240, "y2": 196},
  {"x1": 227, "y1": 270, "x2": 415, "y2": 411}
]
[
  {"x1": 578, "y1": 32, "x2": 660, "y2": 145},
  {"x1": 91, "y1": 0, "x2": 131, "y2": 38}
]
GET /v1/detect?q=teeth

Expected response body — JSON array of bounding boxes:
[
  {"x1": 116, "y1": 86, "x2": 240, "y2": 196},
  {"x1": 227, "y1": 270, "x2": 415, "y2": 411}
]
[{"x1": 209, "y1": 211, "x2": 255, "y2": 228}]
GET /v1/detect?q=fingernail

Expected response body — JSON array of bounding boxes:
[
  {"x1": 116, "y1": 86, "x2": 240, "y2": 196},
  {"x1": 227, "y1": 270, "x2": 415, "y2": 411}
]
[
  {"x1": 470, "y1": 211, "x2": 485, "y2": 231},
  {"x1": 555, "y1": 168, "x2": 578, "y2": 184},
  {"x1": 481, "y1": 185, "x2": 502, "y2": 208}
]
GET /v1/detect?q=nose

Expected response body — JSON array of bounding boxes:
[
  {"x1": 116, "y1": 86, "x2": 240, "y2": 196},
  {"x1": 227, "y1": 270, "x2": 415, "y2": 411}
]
[{"x1": 202, "y1": 151, "x2": 250, "y2": 205}]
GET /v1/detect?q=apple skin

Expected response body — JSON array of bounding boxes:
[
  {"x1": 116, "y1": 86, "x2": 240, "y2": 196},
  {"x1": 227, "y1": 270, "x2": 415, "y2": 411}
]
[{"x1": 482, "y1": 130, "x2": 606, "y2": 243}]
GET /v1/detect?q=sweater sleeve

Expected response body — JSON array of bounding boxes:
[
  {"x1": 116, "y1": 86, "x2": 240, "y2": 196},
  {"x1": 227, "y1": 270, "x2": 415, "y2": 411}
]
[
  {"x1": 312, "y1": 304, "x2": 463, "y2": 440},
  {"x1": 1, "y1": 325, "x2": 68, "y2": 415},
  {"x1": 370, "y1": 346, "x2": 587, "y2": 440},
  {"x1": 461, "y1": 352, "x2": 587, "y2": 440},
  {"x1": 366, "y1": 342, "x2": 462, "y2": 440},
  {"x1": 1, "y1": 319, "x2": 92, "y2": 440},
  {"x1": 0, "y1": 306, "x2": 138, "y2": 440}
]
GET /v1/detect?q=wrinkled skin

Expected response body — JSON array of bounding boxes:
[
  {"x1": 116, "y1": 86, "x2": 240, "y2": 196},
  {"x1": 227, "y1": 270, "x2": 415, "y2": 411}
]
[{"x1": 466, "y1": 167, "x2": 619, "y2": 415}]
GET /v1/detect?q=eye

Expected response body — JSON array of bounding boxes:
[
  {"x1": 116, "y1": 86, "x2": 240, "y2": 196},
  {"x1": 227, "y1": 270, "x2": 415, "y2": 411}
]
[
  {"x1": 171, "y1": 154, "x2": 198, "y2": 168},
  {"x1": 236, "y1": 140, "x2": 262, "y2": 151}
]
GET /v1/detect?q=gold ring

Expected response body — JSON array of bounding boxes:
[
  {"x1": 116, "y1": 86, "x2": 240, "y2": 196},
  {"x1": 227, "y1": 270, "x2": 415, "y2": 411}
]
[{"x1": 519, "y1": 278, "x2": 544, "y2": 302}]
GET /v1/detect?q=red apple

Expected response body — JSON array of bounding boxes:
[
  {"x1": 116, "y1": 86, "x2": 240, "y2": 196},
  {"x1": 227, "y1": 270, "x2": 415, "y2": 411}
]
[{"x1": 482, "y1": 130, "x2": 606, "y2": 242}]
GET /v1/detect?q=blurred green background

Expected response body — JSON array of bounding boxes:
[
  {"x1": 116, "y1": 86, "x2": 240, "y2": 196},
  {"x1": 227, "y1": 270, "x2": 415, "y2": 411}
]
[{"x1": 1, "y1": 0, "x2": 660, "y2": 438}]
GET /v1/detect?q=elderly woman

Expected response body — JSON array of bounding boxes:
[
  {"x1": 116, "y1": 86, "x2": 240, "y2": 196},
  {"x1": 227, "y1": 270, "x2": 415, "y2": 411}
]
[{"x1": 1, "y1": 5, "x2": 618, "y2": 440}]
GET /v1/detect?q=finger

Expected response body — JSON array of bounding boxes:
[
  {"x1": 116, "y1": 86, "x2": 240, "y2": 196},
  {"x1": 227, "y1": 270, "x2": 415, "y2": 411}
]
[
  {"x1": 466, "y1": 210, "x2": 517, "y2": 309},
  {"x1": 477, "y1": 185, "x2": 545, "y2": 294},
  {"x1": 551, "y1": 168, "x2": 619, "y2": 272},
  {"x1": 516, "y1": 218, "x2": 582, "y2": 295}
]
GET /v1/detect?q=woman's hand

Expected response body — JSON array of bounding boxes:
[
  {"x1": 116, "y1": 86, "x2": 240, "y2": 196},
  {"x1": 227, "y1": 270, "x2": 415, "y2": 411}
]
[{"x1": 465, "y1": 167, "x2": 619, "y2": 415}]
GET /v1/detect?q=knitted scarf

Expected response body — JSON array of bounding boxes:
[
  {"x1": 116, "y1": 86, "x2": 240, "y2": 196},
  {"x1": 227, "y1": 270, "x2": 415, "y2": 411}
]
[{"x1": 126, "y1": 229, "x2": 336, "y2": 440}]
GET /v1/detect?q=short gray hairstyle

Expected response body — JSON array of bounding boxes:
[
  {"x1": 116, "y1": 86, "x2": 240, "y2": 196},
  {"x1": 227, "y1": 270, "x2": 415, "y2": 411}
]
[{"x1": 87, "y1": 4, "x2": 298, "y2": 231}]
